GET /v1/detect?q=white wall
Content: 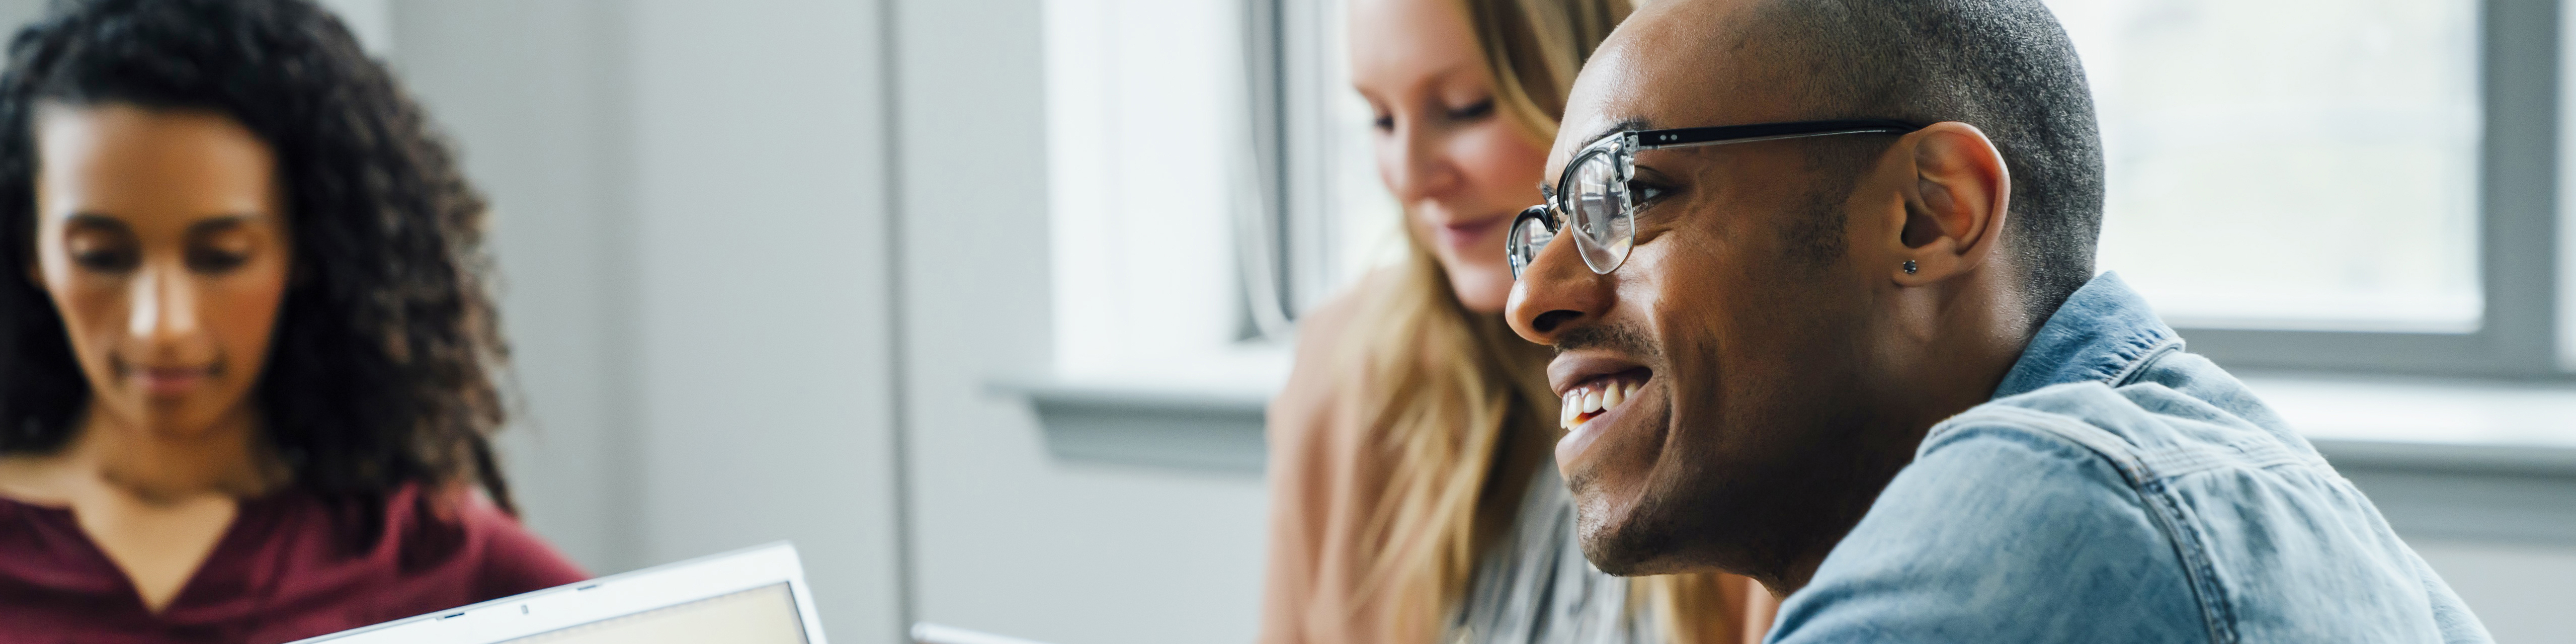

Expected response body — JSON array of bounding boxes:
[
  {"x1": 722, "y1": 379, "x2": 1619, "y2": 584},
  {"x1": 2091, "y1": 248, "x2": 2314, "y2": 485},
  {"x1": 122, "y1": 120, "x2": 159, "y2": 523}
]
[
  {"x1": 392, "y1": 1, "x2": 906, "y2": 641},
  {"x1": 888, "y1": 2, "x2": 1275, "y2": 642},
  {"x1": 624, "y1": 2, "x2": 904, "y2": 641},
  {"x1": 423, "y1": 3, "x2": 1279, "y2": 641},
  {"x1": 392, "y1": 0, "x2": 639, "y2": 577},
  {"x1": 2416, "y1": 540, "x2": 2576, "y2": 643}
]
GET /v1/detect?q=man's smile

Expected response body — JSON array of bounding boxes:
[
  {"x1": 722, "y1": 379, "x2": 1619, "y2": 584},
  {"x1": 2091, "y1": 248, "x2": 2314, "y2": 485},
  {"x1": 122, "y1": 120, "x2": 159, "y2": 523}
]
[
  {"x1": 1550, "y1": 351, "x2": 1659, "y2": 465},
  {"x1": 1558, "y1": 369, "x2": 1651, "y2": 429}
]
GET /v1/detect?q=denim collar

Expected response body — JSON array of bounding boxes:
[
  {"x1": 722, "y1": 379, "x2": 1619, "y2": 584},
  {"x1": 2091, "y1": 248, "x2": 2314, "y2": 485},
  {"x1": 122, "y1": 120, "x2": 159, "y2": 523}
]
[{"x1": 1991, "y1": 272, "x2": 2185, "y2": 400}]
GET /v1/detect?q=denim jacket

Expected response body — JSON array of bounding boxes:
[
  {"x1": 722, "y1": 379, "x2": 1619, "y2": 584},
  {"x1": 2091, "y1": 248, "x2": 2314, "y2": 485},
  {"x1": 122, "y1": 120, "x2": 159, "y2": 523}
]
[{"x1": 1766, "y1": 273, "x2": 2491, "y2": 643}]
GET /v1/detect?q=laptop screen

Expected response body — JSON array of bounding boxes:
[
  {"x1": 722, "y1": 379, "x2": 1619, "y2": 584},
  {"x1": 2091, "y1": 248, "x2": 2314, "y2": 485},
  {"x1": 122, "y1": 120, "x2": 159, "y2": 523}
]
[{"x1": 497, "y1": 583, "x2": 808, "y2": 644}]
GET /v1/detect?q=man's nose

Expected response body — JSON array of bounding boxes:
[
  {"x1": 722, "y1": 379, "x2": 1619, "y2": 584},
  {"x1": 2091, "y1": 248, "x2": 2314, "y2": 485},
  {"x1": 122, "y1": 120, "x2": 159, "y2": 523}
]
[{"x1": 1506, "y1": 228, "x2": 1609, "y2": 345}]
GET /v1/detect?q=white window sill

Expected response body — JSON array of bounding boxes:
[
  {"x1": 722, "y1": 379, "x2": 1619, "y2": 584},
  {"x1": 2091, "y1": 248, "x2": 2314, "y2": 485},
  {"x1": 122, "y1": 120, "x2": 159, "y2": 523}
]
[
  {"x1": 1005, "y1": 373, "x2": 2576, "y2": 471},
  {"x1": 1003, "y1": 372, "x2": 2576, "y2": 542},
  {"x1": 991, "y1": 376, "x2": 1272, "y2": 474},
  {"x1": 2244, "y1": 374, "x2": 2576, "y2": 475}
]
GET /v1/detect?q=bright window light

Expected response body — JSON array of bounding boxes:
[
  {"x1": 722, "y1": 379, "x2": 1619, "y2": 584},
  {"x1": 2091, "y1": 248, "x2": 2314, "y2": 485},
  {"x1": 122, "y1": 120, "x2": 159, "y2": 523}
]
[
  {"x1": 2050, "y1": 0, "x2": 2483, "y2": 333},
  {"x1": 1044, "y1": 0, "x2": 1286, "y2": 387},
  {"x1": 1317, "y1": 11, "x2": 1406, "y2": 297}
]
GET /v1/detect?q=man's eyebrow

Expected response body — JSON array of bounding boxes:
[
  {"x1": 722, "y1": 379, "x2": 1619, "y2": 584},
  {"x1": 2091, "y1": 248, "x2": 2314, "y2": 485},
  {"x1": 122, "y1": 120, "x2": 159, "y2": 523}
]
[{"x1": 1577, "y1": 117, "x2": 1657, "y2": 149}]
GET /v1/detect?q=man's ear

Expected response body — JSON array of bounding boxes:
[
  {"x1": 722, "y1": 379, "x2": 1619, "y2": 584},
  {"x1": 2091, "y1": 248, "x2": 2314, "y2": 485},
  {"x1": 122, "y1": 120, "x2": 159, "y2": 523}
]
[{"x1": 1891, "y1": 122, "x2": 2009, "y2": 285}]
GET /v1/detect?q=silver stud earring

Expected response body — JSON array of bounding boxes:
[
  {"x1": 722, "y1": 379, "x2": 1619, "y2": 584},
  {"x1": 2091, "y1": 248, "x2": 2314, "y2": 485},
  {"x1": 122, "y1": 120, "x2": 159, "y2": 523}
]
[{"x1": 1902, "y1": 260, "x2": 1918, "y2": 275}]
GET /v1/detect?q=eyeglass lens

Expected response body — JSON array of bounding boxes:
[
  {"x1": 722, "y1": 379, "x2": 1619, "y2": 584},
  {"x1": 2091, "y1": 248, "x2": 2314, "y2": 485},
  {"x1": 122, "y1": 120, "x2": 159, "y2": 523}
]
[
  {"x1": 1509, "y1": 148, "x2": 1641, "y2": 280},
  {"x1": 1567, "y1": 150, "x2": 1634, "y2": 274},
  {"x1": 1508, "y1": 207, "x2": 1555, "y2": 280}
]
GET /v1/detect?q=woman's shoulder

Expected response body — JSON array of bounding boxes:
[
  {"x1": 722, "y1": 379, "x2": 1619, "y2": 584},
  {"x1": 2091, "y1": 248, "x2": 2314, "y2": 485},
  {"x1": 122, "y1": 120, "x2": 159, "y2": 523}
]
[
  {"x1": 262, "y1": 484, "x2": 590, "y2": 598},
  {"x1": 436, "y1": 489, "x2": 592, "y2": 596},
  {"x1": 1268, "y1": 268, "x2": 1420, "y2": 475}
]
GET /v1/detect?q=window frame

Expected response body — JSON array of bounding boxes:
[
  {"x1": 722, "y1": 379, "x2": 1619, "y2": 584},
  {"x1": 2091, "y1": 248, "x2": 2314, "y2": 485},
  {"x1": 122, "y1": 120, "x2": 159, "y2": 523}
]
[
  {"x1": 1238, "y1": 0, "x2": 1345, "y2": 338},
  {"x1": 2178, "y1": 0, "x2": 2561, "y2": 378}
]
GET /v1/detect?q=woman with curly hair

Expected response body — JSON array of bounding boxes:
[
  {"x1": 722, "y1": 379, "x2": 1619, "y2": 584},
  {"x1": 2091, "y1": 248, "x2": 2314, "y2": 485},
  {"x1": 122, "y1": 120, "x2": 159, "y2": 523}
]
[{"x1": 0, "y1": 0, "x2": 585, "y2": 639}]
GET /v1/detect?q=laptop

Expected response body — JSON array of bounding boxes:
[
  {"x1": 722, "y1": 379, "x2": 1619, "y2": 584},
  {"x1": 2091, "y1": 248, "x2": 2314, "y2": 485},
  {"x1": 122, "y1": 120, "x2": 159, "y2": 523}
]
[{"x1": 290, "y1": 542, "x2": 828, "y2": 644}]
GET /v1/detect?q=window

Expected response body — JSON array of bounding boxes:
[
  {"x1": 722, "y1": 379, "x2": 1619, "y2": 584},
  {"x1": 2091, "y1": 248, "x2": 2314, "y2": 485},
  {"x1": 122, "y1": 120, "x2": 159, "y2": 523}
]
[
  {"x1": 1042, "y1": 0, "x2": 1390, "y2": 390},
  {"x1": 2056, "y1": 0, "x2": 2481, "y2": 333},
  {"x1": 1048, "y1": 0, "x2": 2564, "y2": 386},
  {"x1": 1270, "y1": 0, "x2": 2559, "y2": 378},
  {"x1": 2050, "y1": 0, "x2": 2561, "y2": 376},
  {"x1": 1245, "y1": 0, "x2": 1402, "y2": 333},
  {"x1": 1042, "y1": 0, "x2": 1290, "y2": 388}
]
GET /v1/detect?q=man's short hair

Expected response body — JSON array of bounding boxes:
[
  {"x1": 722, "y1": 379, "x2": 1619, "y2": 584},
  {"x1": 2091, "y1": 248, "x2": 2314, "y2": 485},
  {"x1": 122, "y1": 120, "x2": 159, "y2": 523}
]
[{"x1": 1757, "y1": 0, "x2": 2105, "y2": 323}]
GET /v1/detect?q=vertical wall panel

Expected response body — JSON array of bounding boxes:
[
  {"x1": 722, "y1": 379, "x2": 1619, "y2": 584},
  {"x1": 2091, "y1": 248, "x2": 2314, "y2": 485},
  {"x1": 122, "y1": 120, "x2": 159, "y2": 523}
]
[
  {"x1": 392, "y1": 0, "x2": 638, "y2": 576},
  {"x1": 626, "y1": 0, "x2": 903, "y2": 640}
]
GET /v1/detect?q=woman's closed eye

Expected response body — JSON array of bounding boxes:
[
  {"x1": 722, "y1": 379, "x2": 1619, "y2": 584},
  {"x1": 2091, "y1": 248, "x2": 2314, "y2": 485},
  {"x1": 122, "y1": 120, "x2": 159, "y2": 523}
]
[
  {"x1": 63, "y1": 228, "x2": 138, "y2": 272},
  {"x1": 186, "y1": 224, "x2": 258, "y2": 273},
  {"x1": 70, "y1": 245, "x2": 137, "y2": 272},
  {"x1": 186, "y1": 245, "x2": 250, "y2": 273},
  {"x1": 1445, "y1": 98, "x2": 1494, "y2": 122}
]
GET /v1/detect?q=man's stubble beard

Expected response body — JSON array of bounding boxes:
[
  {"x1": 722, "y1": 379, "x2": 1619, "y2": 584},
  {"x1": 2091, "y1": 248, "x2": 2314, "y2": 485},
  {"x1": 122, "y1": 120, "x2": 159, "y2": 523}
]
[
  {"x1": 1567, "y1": 395, "x2": 1689, "y2": 576},
  {"x1": 1568, "y1": 396, "x2": 1800, "y2": 581},
  {"x1": 1571, "y1": 383, "x2": 1897, "y2": 586},
  {"x1": 1567, "y1": 312, "x2": 1904, "y2": 587}
]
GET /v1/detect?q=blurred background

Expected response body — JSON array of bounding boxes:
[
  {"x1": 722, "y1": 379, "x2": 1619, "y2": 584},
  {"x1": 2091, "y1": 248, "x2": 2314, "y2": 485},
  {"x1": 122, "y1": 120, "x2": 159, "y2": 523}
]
[{"x1": 2, "y1": 0, "x2": 2568, "y2": 641}]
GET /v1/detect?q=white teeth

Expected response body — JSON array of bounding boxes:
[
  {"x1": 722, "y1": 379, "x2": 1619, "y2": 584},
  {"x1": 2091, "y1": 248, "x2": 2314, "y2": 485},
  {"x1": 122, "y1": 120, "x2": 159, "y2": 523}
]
[
  {"x1": 1562, "y1": 379, "x2": 1647, "y2": 429},
  {"x1": 1567, "y1": 377, "x2": 1659, "y2": 427}
]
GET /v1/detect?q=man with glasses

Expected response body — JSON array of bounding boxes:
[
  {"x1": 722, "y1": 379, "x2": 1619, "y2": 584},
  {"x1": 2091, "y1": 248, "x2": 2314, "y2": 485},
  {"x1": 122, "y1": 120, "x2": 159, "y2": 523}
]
[{"x1": 1505, "y1": 0, "x2": 2492, "y2": 641}]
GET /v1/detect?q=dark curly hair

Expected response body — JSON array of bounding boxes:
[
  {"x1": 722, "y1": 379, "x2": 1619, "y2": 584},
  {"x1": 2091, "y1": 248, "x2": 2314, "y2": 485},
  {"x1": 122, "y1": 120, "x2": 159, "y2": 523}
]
[{"x1": 0, "y1": 0, "x2": 518, "y2": 532}]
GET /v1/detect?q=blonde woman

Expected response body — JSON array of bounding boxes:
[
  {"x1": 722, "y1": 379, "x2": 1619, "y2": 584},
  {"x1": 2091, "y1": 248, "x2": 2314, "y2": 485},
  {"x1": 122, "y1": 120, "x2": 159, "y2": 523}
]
[{"x1": 1259, "y1": 0, "x2": 1775, "y2": 642}]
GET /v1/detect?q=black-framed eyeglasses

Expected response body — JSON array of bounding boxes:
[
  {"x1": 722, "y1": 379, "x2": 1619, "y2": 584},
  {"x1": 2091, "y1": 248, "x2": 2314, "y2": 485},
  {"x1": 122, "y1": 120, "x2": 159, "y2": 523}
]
[{"x1": 1507, "y1": 119, "x2": 1925, "y2": 280}]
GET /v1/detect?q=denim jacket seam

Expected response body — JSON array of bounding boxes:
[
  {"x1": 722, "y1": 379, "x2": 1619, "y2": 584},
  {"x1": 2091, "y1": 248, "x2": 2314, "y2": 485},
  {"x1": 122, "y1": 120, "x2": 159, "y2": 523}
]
[
  {"x1": 2090, "y1": 332, "x2": 2241, "y2": 642},
  {"x1": 1931, "y1": 404, "x2": 2234, "y2": 644},
  {"x1": 2103, "y1": 336, "x2": 2185, "y2": 389},
  {"x1": 2138, "y1": 478, "x2": 2239, "y2": 644}
]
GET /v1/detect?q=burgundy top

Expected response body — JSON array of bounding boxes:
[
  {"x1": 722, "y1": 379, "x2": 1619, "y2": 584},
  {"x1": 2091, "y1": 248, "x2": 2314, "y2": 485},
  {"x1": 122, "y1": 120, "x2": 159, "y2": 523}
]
[{"x1": 0, "y1": 484, "x2": 589, "y2": 643}]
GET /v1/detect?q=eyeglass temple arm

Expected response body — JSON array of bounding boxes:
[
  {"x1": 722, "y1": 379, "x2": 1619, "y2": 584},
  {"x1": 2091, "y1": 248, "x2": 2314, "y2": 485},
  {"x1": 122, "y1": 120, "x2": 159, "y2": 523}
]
[{"x1": 1626, "y1": 119, "x2": 1924, "y2": 150}]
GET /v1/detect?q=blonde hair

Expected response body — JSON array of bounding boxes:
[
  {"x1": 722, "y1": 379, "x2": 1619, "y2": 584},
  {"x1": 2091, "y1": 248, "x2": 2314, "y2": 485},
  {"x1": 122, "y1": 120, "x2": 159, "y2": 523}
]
[{"x1": 1335, "y1": 1, "x2": 1747, "y2": 642}]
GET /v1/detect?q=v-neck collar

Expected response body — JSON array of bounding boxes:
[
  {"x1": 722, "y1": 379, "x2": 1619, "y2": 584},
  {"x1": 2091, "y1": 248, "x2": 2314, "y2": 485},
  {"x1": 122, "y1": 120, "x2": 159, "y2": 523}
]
[{"x1": 0, "y1": 491, "x2": 284, "y2": 620}]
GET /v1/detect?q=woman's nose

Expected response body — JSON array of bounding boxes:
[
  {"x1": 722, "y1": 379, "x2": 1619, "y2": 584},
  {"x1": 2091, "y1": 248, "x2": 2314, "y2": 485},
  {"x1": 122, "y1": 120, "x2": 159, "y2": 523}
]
[
  {"x1": 1382, "y1": 122, "x2": 1460, "y2": 203},
  {"x1": 127, "y1": 264, "x2": 200, "y2": 344}
]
